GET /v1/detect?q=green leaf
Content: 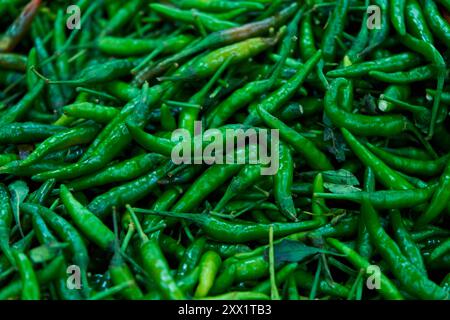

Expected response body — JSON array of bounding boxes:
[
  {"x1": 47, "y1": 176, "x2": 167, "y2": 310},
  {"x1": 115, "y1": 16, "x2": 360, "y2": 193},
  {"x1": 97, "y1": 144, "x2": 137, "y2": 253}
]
[
  {"x1": 321, "y1": 169, "x2": 360, "y2": 185},
  {"x1": 8, "y1": 180, "x2": 29, "y2": 238},
  {"x1": 264, "y1": 239, "x2": 340, "y2": 265}
]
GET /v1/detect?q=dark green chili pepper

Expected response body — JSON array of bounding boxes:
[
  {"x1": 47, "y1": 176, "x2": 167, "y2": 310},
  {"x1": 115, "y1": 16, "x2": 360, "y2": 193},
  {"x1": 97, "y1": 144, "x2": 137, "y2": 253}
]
[
  {"x1": 361, "y1": 198, "x2": 447, "y2": 299},
  {"x1": 134, "y1": 208, "x2": 322, "y2": 243},
  {"x1": 327, "y1": 53, "x2": 421, "y2": 78},
  {"x1": 326, "y1": 238, "x2": 403, "y2": 299}
]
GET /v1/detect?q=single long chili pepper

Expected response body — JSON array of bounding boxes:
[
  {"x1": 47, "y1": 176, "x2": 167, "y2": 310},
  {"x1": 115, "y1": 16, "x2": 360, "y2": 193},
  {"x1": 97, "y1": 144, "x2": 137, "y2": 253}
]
[
  {"x1": 360, "y1": 0, "x2": 389, "y2": 55},
  {"x1": 0, "y1": 53, "x2": 27, "y2": 71},
  {"x1": 21, "y1": 123, "x2": 101, "y2": 166},
  {"x1": 165, "y1": 35, "x2": 280, "y2": 82},
  {"x1": 311, "y1": 173, "x2": 328, "y2": 225},
  {"x1": 67, "y1": 153, "x2": 165, "y2": 191},
  {"x1": 38, "y1": 58, "x2": 137, "y2": 86},
  {"x1": 209, "y1": 264, "x2": 236, "y2": 295},
  {"x1": 366, "y1": 143, "x2": 449, "y2": 177},
  {"x1": 127, "y1": 206, "x2": 186, "y2": 300},
  {"x1": 361, "y1": 199, "x2": 447, "y2": 299},
  {"x1": 430, "y1": 239, "x2": 450, "y2": 261},
  {"x1": 127, "y1": 124, "x2": 175, "y2": 157},
  {"x1": 315, "y1": 183, "x2": 436, "y2": 209},
  {"x1": 171, "y1": 163, "x2": 242, "y2": 213},
  {"x1": 382, "y1": 146, "x2": 433, "y2": 161},
  {"x1": 0, "y1": 161, "x2": 68, "y2": 177},
  {"x1": 100, "y1": 0, "x2": 143, "y2": 36},
  {"x1": 298, "y1": 13, "x2": 316, "y2": 61},
  {"x1": 206, "y1": 79, "x2": 272, "y2": 128},
  {"x1": 12, "y1": 250, "x2": 40, "y2": 300},
  {"x1": 369, "y1": 65, "x2": 437, "y2": 84},
  {"x1": 415, "y1": 160, "x2": 450, "y2": 227},
  {"x1": 33, "y1": 37, "x2": 67, "y2": 113},
  {"x1": 326, "y1": 238, "x2": 403, "y2": 300},
  {"x1": 245, "y1": 50, "x2": 322, "y2": 125},
  {"x1": 63, "y1": 102, "x2": 119, "y2": 124},
  {"x1": 60, "y1": 185, "x2": 115, "y2": 251},
  {"x1": 87, "y1": 162, "x2": 176, "y2": 219},
  {"x1": 194, "y1": 250, "x2": 222, "y2": 298},
  {"x1": 257, "y1": 104, "x2": 334, "y2": 171},
  {"x1": 0, "y1": 80, "x2": 44, "y2": 126},
  {"x1": 398, "y1": 34, "x2": 446, "y2": 138},
  {"x1": 354, "y1": 168, "x2": 375, "y2": 260},
  {"x1": 321, "y1": 0, "x2": 349, "y2": 61},
  {"x1": 405, "y1": 0, "x2": 434, "y2": 44},
  {"x1": 27, "y1": 209, "x2": 58, "y2": 246},
  {"x1": 423, "y1": 0, "x2": 450, "y2": 47},
  {"x1": 214, "y1": 164, "x2": 264, "y2": 212},
  {"x1": 0, "y1": 0, "x2": 41, "y2": 52},
  {"x1": 20, "y1": 203, "x2": 90, "y2": 297},
  {"x1": 343, "y1": 13, "x2": 369, "y2": 66},
  {"x1": 0, "y1": 184, "x2": 13, "y2": 265},
  {"x1": 150, "y1": 3, "x2": 239, "y2": 32},
  {"x1": 274, "y1": 142, "x2": 297, "y2": 221},
  {"x1": 134, "y1": 208, "x2": 322, "y2": 243},
  {"x1": 98, "y1": 34, "x2": 194, "y2": 56},
  {"x1": 0, "y1": 255, "x2": 64, "y2": 300},
  {"x1": 177, "y1": 237, "x2": 207, "y2": 279},
  {"x1": 0, "y1": 122, "x2": 64, "y2": 144},
  {"x1": 109, "y1": 250, "x2": 144, "y2": 300},
  {"x1": 389, "y1": 209, "x2": 427, "y2": 276},
  {"x1": 54, "y1": 9, "x2": 71, "y2": 99},
  {"x1": 341, "y1": 128, "x2": 415, "y2": 190},
  {"x1": 133, "y1": 3, "x2": 298, "y2": 84},
  {"x1": 178, "y1": 0, "x2": 265, "y2": 11},
  {"x1": 326, "y1": 52, "x2": 421, "y2": 78},
  {"x1": 390, "y1": 0, "x2": 406, "y2": 36}
]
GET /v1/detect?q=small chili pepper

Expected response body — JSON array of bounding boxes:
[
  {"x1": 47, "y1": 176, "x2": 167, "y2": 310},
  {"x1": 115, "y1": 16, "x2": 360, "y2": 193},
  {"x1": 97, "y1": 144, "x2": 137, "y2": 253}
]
[
  {"x1": 62, "y1": 102, "x2": 119, "y2": 124},
  {"x1": 257, "y1": 103, "x2": 334, "y2": 171},
  {"x1": 60, "y1": 185, "x2": 115, "y2": 250},
  {"x1": 134, "y1": 208, "x2": 322, "y2": 243},
  {"x1": 0, "y1": 0, "x2": 41, "y2": 52},
  {"x1": 366, "y1": 143, "x2": 449, "y2": 177},
  {"x1": 20, "y1": 203, "x2": 90, "y2": 297},
  {"x1": 415, "y1": 160, "x2": 450, "y2": 227},
  {"x1": 274, "y1": 142, "x2": 297, "y2": 220},
  {"x1": 390, "y1": 0, "x2": 406, "y2": 36},
  {"x1": 389, "y1": 209, "x2": 427, "y2": 276},
  {"x1": 423, "y1": 0, "x2": 450, "y2": 47},
  {"x1": 405, "y1": 0, "x2": 434, "y2": 43},
  {"x1": 322, "y1": 0, "x2": 350, "y2": 60},
  {"x1": 361, "y1": 199, "x2": 447, "y2": 300},
  {"x1": 87, "y1": 162, "x2": 176, "y2": 219},
  {"x1": 21, "y1": 123, "x2": 101, "y2": 166},
  {"x1": 327, "y1": 52, "x2": 421, "y2": 78},
  {"x1": 326, "y1": 238, "x2": 403, "y2": 300},
  {"x1": 194, "y1": 250, "x2": 222, "y2": 298},
  {"x1": 67, "y1": 153, "x2": 165, "y2": 191},
  {"x1": 369, "y1": 65, "x2": 437, "y2": 84}
]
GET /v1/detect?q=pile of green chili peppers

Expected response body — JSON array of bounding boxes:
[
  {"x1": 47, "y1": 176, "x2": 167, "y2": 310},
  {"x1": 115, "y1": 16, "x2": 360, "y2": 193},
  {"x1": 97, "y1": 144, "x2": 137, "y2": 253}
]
[{"x1": 0, "y1": 0, "x2": 449, "y2": 301}]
